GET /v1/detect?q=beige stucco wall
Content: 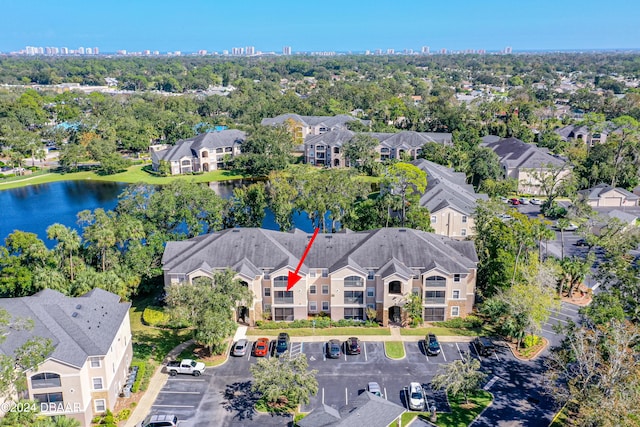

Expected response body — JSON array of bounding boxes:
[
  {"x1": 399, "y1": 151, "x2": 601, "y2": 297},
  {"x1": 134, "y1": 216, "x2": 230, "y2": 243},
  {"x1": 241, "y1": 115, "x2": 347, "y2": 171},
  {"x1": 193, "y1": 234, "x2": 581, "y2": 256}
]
[
  {"x1": 517, "y1": 168, "x2": 571, "y2": 195},
  {"x1": 430, "y1": 207, "x2": 474, "y2": 239}
]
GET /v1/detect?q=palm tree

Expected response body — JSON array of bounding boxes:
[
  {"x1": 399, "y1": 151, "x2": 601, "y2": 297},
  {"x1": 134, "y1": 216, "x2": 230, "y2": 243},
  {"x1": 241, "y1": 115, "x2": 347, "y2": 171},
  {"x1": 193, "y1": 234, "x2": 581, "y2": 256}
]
[
  {"x1": 559, "y1": 256, "x2": 592, "y2": 297},
  {"x1": 50, "y1": 416, "x2": 81, "y2": 427},
  {"x1": 47, "y1": 224, "x2": 81, "y2": 281}
]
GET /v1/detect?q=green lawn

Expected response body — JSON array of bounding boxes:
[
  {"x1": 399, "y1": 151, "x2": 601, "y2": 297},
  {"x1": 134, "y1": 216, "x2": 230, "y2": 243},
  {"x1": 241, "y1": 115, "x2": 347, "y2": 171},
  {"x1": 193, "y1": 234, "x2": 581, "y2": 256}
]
[
  {"x1": 433, "y1": 390, "x2": 493, "y2": 427},
  {"x1": 399, "y1": 326, "x2": 483, "y2": 337},
  {"x1": 177, "y1": 342, "x2": 229, "y2": 367},
  {"x1": 0, "y1": 164, "x2": 247, "y2": 189},
  {"x1": 246, "y1": 327, "x2": 391, "y2": 337},
  {"x1": 384, "y1": 341, "x2": 405, "y2": 359}
]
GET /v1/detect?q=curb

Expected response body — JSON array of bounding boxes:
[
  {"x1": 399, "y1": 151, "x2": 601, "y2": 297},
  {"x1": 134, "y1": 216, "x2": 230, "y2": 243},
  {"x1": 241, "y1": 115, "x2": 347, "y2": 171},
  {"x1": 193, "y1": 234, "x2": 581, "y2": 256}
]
[
  {"x1": 469, "y1": 391, "x2": 495, "y2": 426},
  {"x1": 384, "y1": 341, "x2": 406, "y2": 360},
  {"x1": 506, "y1": 337, "x2": 549, "y2": 361}
]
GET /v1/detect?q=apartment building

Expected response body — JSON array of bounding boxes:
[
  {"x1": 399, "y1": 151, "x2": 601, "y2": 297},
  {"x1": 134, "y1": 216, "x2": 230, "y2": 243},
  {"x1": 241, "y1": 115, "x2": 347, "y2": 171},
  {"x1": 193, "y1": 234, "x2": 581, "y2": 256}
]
[
  {"x1": 261, "y1": 113, "x2": 369, "y2": 141},
  {"x1": 161, "y1": 228, "x2": 478, "y2": 326},
  {"x1": 150, "y1": 129, "x2": 245, "y2": 175},
  {"x1": 0, "y1": 289, "x2": 132, "y2": 427}
]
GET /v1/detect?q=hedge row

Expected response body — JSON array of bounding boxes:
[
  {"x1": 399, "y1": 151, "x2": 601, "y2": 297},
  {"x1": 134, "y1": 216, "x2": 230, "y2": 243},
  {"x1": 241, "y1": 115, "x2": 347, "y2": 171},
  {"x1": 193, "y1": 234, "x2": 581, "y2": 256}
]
[
  {"x1": 256, "y1": 318, "x2": 379, "y2": 329},
  {"x1": 435, "y1": 314, "x2": 483, "y2": 329},
  {"x1": 130, "y1": 361, "x2": 147, "y2": 393}
]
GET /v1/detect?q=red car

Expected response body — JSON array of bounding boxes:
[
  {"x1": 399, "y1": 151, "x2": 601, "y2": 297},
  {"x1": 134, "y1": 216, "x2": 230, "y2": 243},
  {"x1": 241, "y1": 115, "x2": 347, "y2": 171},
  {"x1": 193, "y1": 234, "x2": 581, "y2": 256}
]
[
  {"x1": 253, "y1": 338, "x2": 269, "y2": 357},
  {"x1": 508, "y1": 198, "x2": 520, "y2": 205}
]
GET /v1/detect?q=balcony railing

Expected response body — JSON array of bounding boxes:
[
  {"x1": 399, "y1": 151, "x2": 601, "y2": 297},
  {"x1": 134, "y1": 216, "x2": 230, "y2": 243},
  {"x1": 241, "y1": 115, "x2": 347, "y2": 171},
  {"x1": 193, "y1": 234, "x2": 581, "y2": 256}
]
[
  {"x1": 424, "y1": 297, "x2": 446, "y2": 304},
  {"x1": 273, "y1": 296, "x2": 294, "y2": 304},
  {"x1": 343, "y1": 296, "x2": 364, "y2": 304}
]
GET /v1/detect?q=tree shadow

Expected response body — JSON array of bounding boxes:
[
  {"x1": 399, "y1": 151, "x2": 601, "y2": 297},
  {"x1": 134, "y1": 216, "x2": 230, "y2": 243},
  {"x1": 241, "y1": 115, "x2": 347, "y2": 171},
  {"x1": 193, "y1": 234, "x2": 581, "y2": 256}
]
[{"x1": 221, "y1": 381, "x2": 259, "y2": 421}]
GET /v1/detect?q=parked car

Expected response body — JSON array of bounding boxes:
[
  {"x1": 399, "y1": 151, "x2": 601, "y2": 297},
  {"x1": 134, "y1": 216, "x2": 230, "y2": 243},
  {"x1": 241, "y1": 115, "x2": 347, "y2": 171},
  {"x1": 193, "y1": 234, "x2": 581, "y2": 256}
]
[
  {"x1": 407, "y1": 382, "x2": 425, "y2": 411},
  {"x1": 474, "y1": 336, "x2": 496, "y2": 357},
  {"x1": 575, "y1": 238, "x2": 589, "y2": 247},
  {"x1": 508, "y1": 198, "x2": 520, "y2": 205},
  {"x1": 232, "y1": 339, "x2": 249, "y2": 357},
  {"x1": 498, "y1": 213, "x2": 512, "y2": 221},
  {"x1": 425, "y1": 333, "x2": 441, "y2": 356},
  {"x1": 138, "y1": 414, "x2": 178, "y2": 427},
  {"x1": 554, "y1": 222, "x2": 578, "y2": 231},
  {"x1": 345, "y1": 337, "x2": 361, "y2": 355},
  {"x1": 273, "y1": 332, "x2": 290, "y2": 357},
  {"x1": 253, "y1": 337, "x2": 269, "y2": 357},
  {"x1": 165, "y1": 359, "x2": 205, "y2": 377},
  {"x1": 367, "y1": 382, "x2": 382, "y2": 397},
  {"x1": 499, "y1": 196, "x2": 509, "y2": 203},
  {"x1": 326, "y1": 339, "x2": 341, "y2": 359},
  {"x1": 519, "y1": 197, "x2": 530, "y2": 205},
  {"x1": 530, "y1": 198, "x2": 543, "y2": 205}
]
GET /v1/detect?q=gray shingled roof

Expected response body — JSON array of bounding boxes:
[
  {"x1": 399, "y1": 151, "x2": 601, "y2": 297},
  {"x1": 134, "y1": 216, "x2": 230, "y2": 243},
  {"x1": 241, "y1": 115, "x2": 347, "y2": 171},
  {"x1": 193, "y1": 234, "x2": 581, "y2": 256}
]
[
  {"x1": 482, "y1": 137, "x2": 565, "y2": 169},
  {"x1": 577, "y1": 183, "x2": 639, "y2": 201},
  {"x1": 261, "y1": 114, "x2": 366, "y2": 129},
  {"x1": 412, "y1": 159, "x2": 488, "y2": 216},
  {"x1": 162, "y1": 228, "x2": 478, "y2": 278},
  {"x1": 304, "y1": 130, "x2": 452, "y2": 149},
  {"x1": 298, "y1": 391, "x2": 405, "y2": 427},
  {"x1": 305, "y1": 129, "x2": 356, "y2": 148},
  {"x1": 0, "y1": 289, "x2": 130, "y2": 368},
  {"x1": 154, "y1": 130, "x2": 246, "y2": 162}
]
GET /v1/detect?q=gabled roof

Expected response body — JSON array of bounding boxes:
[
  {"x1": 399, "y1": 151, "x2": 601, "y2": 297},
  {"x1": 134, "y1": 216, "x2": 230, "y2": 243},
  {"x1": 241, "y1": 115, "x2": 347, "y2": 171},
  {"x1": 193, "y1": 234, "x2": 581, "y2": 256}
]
[
  {"x1": 482, "y1": 137, "x2": 565, "y2": 170},
  {"x1": 377, "y1": 258, "x2": 414, "y2": 279},
  {"x1": 0, "y1": 289, "x2": 130, "y2": 368},
  {"x1": 412, "y1": 159, "x2": 488, "y2": 215},
  {"x1": 162, "y1": 228, "x2": 478, "y2": 278},
  {"x1": 154, "y1": 129, "x2": 246, "y2": 162},
  {"x1": 303, "y1": 130, "x2": 452, "y2": 148},
  {"x1": 261, "y1": 114, "x2": 366, "y2": 129},
  {"x1": 578, "y1": 183, "x2": 639, "y2": 200},
  {"x1": 607, "y1": 209, "x2": 638, "y2": 224},
  {"x1": 305, "y1": 129, "x2": 355, "y2": 148}
]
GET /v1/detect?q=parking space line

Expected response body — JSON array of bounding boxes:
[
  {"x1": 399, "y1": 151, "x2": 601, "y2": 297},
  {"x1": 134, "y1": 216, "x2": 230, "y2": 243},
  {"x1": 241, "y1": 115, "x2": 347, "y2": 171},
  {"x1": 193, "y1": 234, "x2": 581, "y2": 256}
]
[
  {"x1": 384, "y1": 387, "x2": 387, "y2": 400},
  {"x1": 247, "y1": 348, "x2": 251, "y2": 361},
  {"x1": 322, "y1": 388, "x2": 325, "y2": 405},
  {"x1": 494, "y1": 350, "x2": 500, "y2": 361},
  {"x1": 470, "y1": 342, "x2": 481, "y2": 360},
  {"x1": 301, "y1": 342, "x2": 304, "y2": 354},
  {"x1": 345, "y1": 387, "x2": 348, "y2": 405},
  {"x1": 455, "y1": 343, "x2": 464, "y2": 360},
  {"x1": 441, "y1": 348, "x2": 447, "y2": 362},
  {"x1": 549, "y1": 315, "x2": 569, "y2": 324},
  {"x1": 483, "y1": 376, "x2": 499, "y2": 391},
  {"x1": 364, "y1": 342, "x2": 368, "y2": 361},
  {"x1": 167, "y1": 379, "x2": 206, "y2": 382},
  {"x1": 561, "y1": 304, "x2": 580, "y2": 313},
  {"x1": 153, "y1": 404, "x2": 196, "y2": 408},
  {"x1": 159, "y1": 391, "x2": 201, "y2": 394}
]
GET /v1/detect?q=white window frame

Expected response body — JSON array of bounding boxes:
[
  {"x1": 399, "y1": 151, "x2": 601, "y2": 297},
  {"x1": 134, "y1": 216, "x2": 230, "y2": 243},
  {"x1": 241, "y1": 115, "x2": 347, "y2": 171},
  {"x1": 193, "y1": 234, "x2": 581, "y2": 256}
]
[
  {"x1": 367, "y1": 287, "x2": 375, "y2": 298},
  {"x1": 92, "y1": 377, "x2": 104, "y2": 390},
  {"x1": 264, "y1": 287, "x2": 271, "y2": 297},
  {"x1": 453, "y1": 274, "x2": 461, "y2": 283},
  {"x1": 367, "y1": 270, "x2": 375, "y2": 280},
  {"x1": 309, "y1": 301, "x2": 317, "y2": 312},
  {"x1": 430, "y1": 215, "x2": 437, "y2": 224},
  {"x1": 309, "y1": 285, "x2": 317, "y2": 295},
  {"x1": 322, "y1": 301, "x2": 329, "y2": 311},
  {"x1": 90, "y1": 357, "x2": 101, "y2": 368},
  {"x1": 310, "y1": 270, "x2": 316, "y2": 278},
  {"x1": 452, "y1": 290, "x2": 460, "y2": 299},
  {"x1": 321, "y1": 285, "x2": 329, "y2": 295},
  {"x1": 461, "y1": 228, "x2": 467, "y2": 236},
  {"x1": 462, "y1": 215, "x2": 468, "y2": 223},
  {"x1": 94, "y1": 399, "x2": 106, "y2": 412},
  {"x1": 451, "y1": 306, "x2": 460, "y2": 317}
]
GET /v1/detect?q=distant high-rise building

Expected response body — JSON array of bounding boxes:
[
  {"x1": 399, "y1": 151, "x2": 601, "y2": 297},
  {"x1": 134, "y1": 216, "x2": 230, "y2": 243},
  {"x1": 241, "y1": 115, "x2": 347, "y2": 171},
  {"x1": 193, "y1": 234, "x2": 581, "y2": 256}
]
[
  {"x1": 45, "y1": 47, "x2": 52, "y2": 55},
  {"x1": 245, "y1": 46, "x2": 255, "y2": 55},
  {"x1": 77, "y1": 47, "x2": 85, "y2": 54},
  {"x1": 421, "y1": 46, "x2": 430, "y2": 54},
  {"x1": 93, "y1": 47, "x2": 99, "y2": 55},
  {"x1": 374, "y1": 49, "x2": 382, "y2": 55},
  {"x1": 440, "y1": 48, "x2": 447, "y2": 54},
  {"x1": 61, "y1": 47, "x2": 68, "y2": 54},
  {"x1": 116, "y1": 50, "x2": 127, "y2": 55},
  {"x1": 153, "y1": 50, "x2": 159, "y2": 55},
  {"x1": 282, "y1": 46, "x2": 292, "y2": 55},
  {"x1": 504, "y1": 46, "x2": 512, "y2": 54},
  {"x1": 222, "y1": 50, "x2": 229, "y2": 56},
  {"x1": 85, "y1": 47, "x2": 92, "y2": 55},
  {"x1": 36, "y1": 47, "x2": 44, "y2": 54},
  {"x1": 198, "y1": 50, "x2": 207, "y2": 55},
  {"x1": 142, "y1": 50, "x2": 150, "y2": 55},
  {"x1": 174, "y1": 51, "x2": 181, "y2": 56},
  {"x1": 386, "y1": 48, "x2": 394, "y2": 54},
  {"x1": 403, "y1": 48, "x2": 413, "y2": 55},
  {"x1": 365, "y1": 50, "x2": 371, "y2": 55},
  {"x1": 231, "y1": 47, "x2": 243, "y2": 55}
]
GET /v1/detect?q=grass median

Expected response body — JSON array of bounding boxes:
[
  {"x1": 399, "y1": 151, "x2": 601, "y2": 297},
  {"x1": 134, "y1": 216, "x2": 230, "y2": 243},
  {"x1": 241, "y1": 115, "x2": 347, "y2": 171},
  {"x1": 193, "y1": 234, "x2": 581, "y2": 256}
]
[
  {"x1": 384, "y1": 341, "x2": 405, "y2": 359},
  {"x1": 400, "y1": 390, "x2": 493, "y2": 427},
  {"x1": 246, "y1": 327, "x2": 392, "y2": 337}
]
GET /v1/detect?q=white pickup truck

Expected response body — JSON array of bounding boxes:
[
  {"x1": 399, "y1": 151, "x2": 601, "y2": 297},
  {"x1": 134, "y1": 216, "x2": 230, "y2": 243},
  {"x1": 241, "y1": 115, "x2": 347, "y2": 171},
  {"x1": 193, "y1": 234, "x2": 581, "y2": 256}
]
[{"x1": 165, "y1": 359, "x2": 205, "y2": 377}]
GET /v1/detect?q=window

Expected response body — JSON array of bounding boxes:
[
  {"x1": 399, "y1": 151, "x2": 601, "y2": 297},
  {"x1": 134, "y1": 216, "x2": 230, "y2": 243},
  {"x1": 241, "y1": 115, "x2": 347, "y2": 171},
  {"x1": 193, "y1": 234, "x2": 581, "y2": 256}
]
[
  {"x1": 181, "y1": 160, "x2": 191, "y2": 166},
  {"x1": 344, "y1": 276, "x2": 364, "y2": 287},
  {"x1": 90, "y1": 357, "x2": 101, "y2": 368},
  {"x1": 431, "y1": 215, "x2": 437, "y2": 224},
  {"x1": 264, "y1": 287, "x2": 271, "y2": 297},
  {"x1": 461, "y1": 229, "x2": 467, "y2": 237},
  {"x1": 451, "y1": 306, "x2": 460, "y2": 317},
  {"x1": 274, "y1": 291, "x2": 294, "y2": 304},
  {"x1": 322, "y1": 269, "x2": 329, "y2": 278},
  {"x1": 367, "y1": 303, "x2": 376, "y2": 310},
  {"x1": 264, "y1": 303, "x2": 271, "y2": 313},
  {"x1": 309, "y1": 285, "x2": 317, "y2": 294},
  {"x1": 92, "y1": 377, "x2": 104, "y2": 390},
  {"x1": 225, "y1": 147, "x2": 233, "y2": 152},
  {"x1": 367, "y1": 287, "x2": 375, "y2": 298},
  {"x1": 425, "y1": 276, "x2": 446, "y2": 287},
  {"x1": 310, "y1": 270, "x2": 316, "y2": 278},
  {"x1": 453, "y1": 290, "x2": 460, "y2": 299},
  {"x1": 216, "y1": 148, "x2": 223, "y2": 153},
  {"x1": 425, "y1": 290, "x2": 445, "y2": 303},
  {"x1": 367, "y1": 270, "x2": 375, "y2": 280},
  {"x1": 31, "y1": 373, "x2": 61, "y2": 389},
  {"x1": 201, "y1": 151, "x2": 208, "y2": 158},
  {"x1": 412, "y1": 287, "x2": 420, "y2": 295},
  {"x1": 454, "y1": 274, "x2": 461, "y2": 283},
  {"x1": 274, "y1": 308, "x2": 294, "y2": 321},
  {"x1": 309, "y1": 301, "x2": 317, "y2": 312},
  {"x1": 462, "y1": 215, "x2": 468, "y2": 223},
  {"x1": 343, "y1": 291, "x2": 364, "y2": 304},
  {"x1": 34, "y1": 392, "x2": 63, "y2": 407},
  {"x1": 424, "y1": 307, "x2": 445, "y2": 322},
  {"x1": 273, "y1": 276, "x2": 288, "y2": 287},
  {"x1": 388, "y1": 281, "x2": 402, "y2": 294},
  {"x1": 322, "y1": 301, "x2": 329, "y2": 311},
  {"x1": 344, "y1": 308, "x2": 364, "y2": 320},
  {"x1": 94, "y1": 399, "x2": 106, "y2": 412},
  {"x1": 322, "y1": 285, "x2": 329, "y2": 295}
]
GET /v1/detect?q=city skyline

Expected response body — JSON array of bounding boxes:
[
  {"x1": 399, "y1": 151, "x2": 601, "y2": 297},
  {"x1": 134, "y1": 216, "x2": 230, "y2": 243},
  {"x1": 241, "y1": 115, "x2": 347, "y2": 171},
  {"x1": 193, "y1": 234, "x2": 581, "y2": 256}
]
[{"x1": 1, "y1": 0, "x2": 639, "y2": 53}]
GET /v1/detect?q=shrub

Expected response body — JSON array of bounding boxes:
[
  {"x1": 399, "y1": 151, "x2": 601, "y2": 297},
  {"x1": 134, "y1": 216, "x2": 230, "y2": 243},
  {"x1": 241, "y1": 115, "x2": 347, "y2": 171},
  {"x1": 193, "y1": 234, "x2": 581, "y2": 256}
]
[
  {"x1": 437, "y1": 314, "x2": 483, "y2": 329},
  {"x1": 142, "y1": 306, "x2": 170, "y2": 326},
  {"x1": 523, "y1": 335, "x2": 542, "y2": 349},
  {"x1": 115, "y1": 409, "x2": 131, "y2": 421},
  {"x1": 130, "y1": 361, "x2": 147, "y2": 393}
]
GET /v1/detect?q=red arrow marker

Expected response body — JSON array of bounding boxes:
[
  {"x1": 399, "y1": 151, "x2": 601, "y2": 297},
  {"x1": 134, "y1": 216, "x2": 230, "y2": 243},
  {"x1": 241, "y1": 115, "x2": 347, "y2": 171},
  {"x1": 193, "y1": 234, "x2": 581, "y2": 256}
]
[{"x1": 287, "y1": 228, "x2": 320, "y2": 291}]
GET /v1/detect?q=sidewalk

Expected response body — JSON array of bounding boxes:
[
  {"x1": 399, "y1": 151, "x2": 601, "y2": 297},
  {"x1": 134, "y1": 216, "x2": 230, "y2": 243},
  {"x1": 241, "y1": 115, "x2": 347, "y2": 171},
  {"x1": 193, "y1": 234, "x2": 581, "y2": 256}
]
[{"x1": 125, "y1": 339, "x2": 195, "y2": 427}]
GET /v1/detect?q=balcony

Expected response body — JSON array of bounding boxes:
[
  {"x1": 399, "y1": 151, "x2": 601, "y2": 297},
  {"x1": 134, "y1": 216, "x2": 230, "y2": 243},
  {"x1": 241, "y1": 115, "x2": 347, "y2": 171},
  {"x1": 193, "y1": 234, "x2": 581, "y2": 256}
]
[
  {"x1": 343, "y1": 296, "x2": 364, "y2": 304},
  {"x1": 424, "y1": 297, "x2": 445, "y2": 304},
  {"x1": 273, "y1": 291, "x2": 294, "y2": 304}
]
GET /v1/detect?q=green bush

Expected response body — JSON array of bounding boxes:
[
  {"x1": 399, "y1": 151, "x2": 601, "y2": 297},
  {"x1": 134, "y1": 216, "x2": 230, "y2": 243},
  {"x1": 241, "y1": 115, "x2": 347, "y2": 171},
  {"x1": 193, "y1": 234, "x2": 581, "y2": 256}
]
[
  {"x1": 1, "y1": 173, "x2": 16, "y2": 178},
  {"x1": 142, "y1": 306, "x2": 170, "y2": 326},
  {"x1": 130, "y1": 361, "x2": 147, "y2": 393},
  {"x1": 436, "y1": 314, "x2": 483, "y2": 329},
  {"x1": 115, "y1": 408, "x2": 131, "y2": 421},
  {"x1": 523, "y1": 335, "x2": 542, "y2": 349}
]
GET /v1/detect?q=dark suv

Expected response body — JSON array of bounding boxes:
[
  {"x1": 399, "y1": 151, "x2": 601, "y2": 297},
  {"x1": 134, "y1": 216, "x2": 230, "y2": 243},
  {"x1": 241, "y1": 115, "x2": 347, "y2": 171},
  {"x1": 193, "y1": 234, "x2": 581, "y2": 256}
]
[
  {"x1": 474, "y1": 336, "x2": 495, "y2": 357},
  {"x1": 274, "y1": 332, "x2": 290, "y2": 357},
  {"x1": 345, "y1": 337, "x2": 361, "y2": 355},
  {"x1": 426, "y1": 333, "x2": 441, "y2": 356}
]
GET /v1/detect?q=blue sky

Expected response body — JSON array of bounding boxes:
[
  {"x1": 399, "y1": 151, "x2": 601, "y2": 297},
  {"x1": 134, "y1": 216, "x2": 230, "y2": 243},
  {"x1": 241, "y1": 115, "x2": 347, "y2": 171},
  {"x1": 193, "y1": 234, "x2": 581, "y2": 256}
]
[{"x1": 2, "y1": 0, "x2": 639, "y2": 53}]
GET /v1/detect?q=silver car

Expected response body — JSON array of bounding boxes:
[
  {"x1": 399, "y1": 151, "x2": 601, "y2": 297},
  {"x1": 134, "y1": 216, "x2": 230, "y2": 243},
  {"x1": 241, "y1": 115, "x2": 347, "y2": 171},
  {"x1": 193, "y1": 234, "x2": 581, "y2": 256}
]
[
  {"x1": 232, "y1": 339, "x2": 249, "y2": 356},
  {"x1": 367, "y1": 381, "x2": 382, "y2": 397},
  {"x1": 408, "y1": 382, "x2": 425, "y2": 411}
]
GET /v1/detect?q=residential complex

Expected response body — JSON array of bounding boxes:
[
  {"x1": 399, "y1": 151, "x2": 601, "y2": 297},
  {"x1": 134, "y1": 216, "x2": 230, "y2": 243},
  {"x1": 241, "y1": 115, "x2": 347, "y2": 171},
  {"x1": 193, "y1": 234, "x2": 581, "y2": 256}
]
[
  {"x1": 412, "y1": 159, "x2": 488, "y2": 239},
  {"x1": 261, "y1": 113, "x2": 369, "y2": 140},
  {"x1": 578, "y1": 183, "x2": 639, "y2": 207},
  {"x1": 150, "y1": 129, "x2": 245, "y2": 175},
  {"x1": 161, "y1": 227, "x2": 478, "y2": 326},
  {"x1": 0, "y1": 289, "x2": 132, "y2": 427}
]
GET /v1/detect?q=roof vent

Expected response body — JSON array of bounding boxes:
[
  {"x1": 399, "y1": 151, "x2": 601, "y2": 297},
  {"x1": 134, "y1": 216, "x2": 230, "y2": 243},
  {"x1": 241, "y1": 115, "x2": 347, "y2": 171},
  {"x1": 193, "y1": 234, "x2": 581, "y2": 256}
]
[
  {"x1": 75, "y1": 304, "x2": 82, "y2": 310},
  {"x1": 399, "y1": 229, "x2": 407, "y2": 232},
  {"x1": 72, "y1": 312, "x2": 78, "y2": 318}
]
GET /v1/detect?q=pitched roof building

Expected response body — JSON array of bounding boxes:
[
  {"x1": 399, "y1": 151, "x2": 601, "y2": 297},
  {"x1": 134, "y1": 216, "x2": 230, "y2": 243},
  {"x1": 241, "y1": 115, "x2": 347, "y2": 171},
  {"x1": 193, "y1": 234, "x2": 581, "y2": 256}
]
[
  {"x1": 578, "y1": 183, "x2": 639, "y2": 207},
  {"x1": 0, "y1": 289, "x2": 132, "y2": 426},
  {"x1": 481, "y1": 137, "x2": 570, "y2": 195},
  {"x1": 261, "y1": 114, "x2": 369, "y2": 140},
  {"x1": 150, "y1": 129, "x2": 245, "y2": 175},
  {"x1": 162, "y1": 227, "x2": 478, "y2": 325},
  {"x1": 411, "y1": 159, "x2": 488, "y2": 239}
]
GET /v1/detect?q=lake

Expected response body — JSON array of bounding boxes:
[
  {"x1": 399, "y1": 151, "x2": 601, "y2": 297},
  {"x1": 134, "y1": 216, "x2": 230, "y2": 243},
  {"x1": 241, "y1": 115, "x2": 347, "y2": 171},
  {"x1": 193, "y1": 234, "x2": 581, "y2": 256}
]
[{"x1": 0, "y1": 180, "x2": 317, "y2": 247}]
